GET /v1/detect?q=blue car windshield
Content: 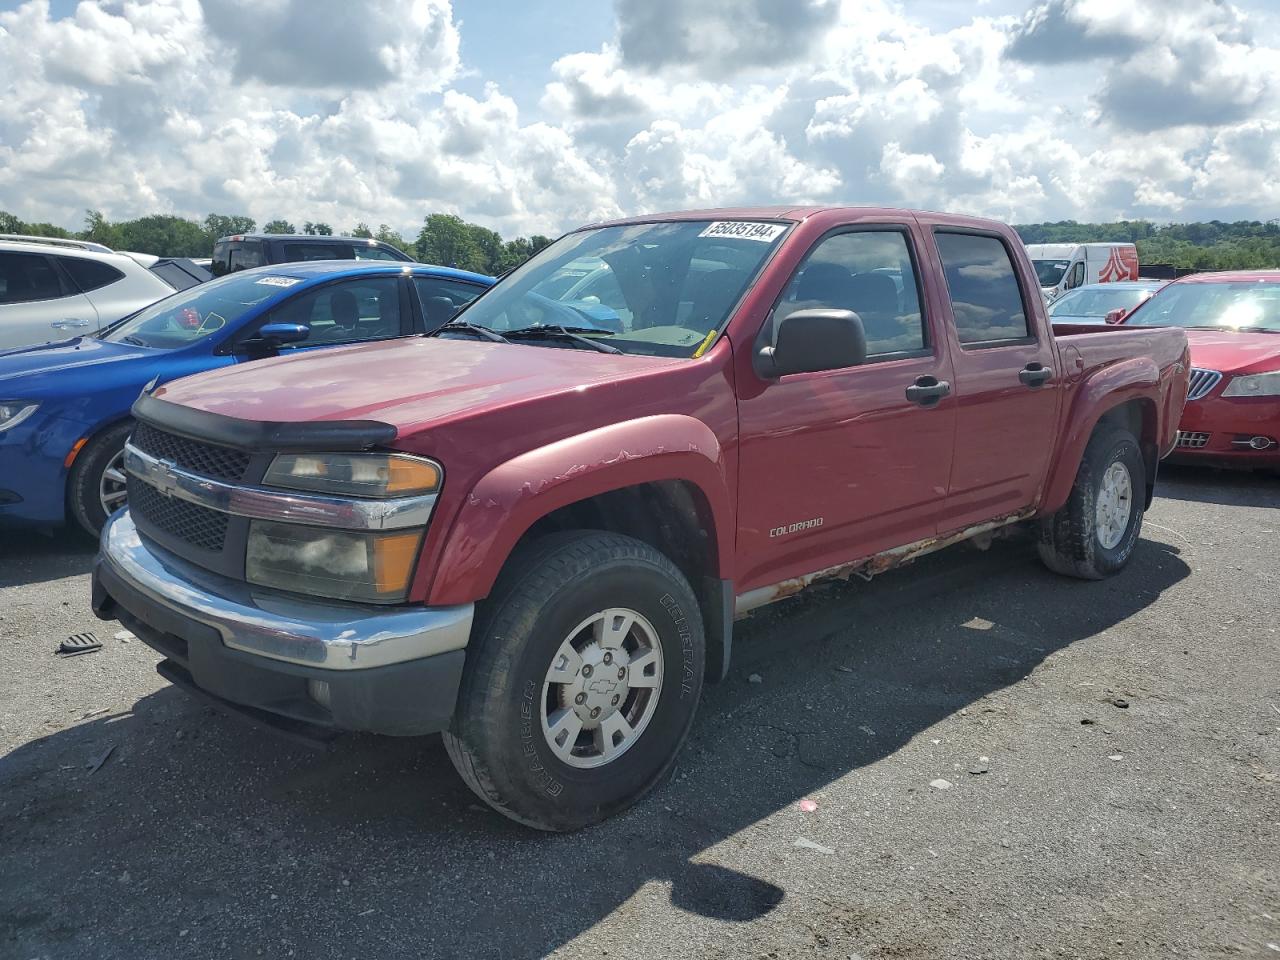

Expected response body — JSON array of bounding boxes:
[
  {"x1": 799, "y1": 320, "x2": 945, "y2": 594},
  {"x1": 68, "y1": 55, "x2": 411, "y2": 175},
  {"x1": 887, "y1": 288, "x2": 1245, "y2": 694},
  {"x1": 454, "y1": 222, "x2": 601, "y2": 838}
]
[
  {"x1": 101, "y1": 272, "x2": 296, "y2": 348},
  {"x1": 453, "y1": 220, "x2": 789, "y2": 357}
]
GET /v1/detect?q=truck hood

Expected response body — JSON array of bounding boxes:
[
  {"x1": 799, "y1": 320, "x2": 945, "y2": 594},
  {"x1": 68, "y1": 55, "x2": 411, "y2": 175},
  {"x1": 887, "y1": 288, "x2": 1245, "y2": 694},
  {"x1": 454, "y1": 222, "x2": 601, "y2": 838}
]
[
  {"x1": 153, "y1": 336, "x2": 684, "y2": 434},
  {"x1": 0, "y1": 336, "x2": 154, "y2": 389},
  {"x1": 1183, "y1": 328, "x2": 1280, "y2": 375}
]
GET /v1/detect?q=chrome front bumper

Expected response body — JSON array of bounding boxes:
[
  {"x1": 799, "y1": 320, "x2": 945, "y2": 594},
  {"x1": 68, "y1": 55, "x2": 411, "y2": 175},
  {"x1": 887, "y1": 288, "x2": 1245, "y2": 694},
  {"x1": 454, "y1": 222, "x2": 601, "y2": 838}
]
[{"x1": 96, "y1": 510, "x2": 473, "y2": 671}]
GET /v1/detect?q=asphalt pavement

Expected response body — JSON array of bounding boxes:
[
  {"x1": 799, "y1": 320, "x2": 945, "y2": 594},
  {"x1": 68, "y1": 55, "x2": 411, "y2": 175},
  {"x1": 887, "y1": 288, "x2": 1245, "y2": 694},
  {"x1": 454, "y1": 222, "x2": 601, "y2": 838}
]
[{"x1": 1, "y1": 464, "x2": 1277, "y2": 960}]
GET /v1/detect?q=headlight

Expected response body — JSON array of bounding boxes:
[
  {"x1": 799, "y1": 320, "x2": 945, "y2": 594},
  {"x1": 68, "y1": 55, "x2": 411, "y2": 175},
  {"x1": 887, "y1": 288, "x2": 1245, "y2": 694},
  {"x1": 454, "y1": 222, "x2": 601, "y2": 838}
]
[
  {"x1": 1222, "y1": 371, "x2": 1280, "y2": 398},
  {"x1": 264, "y1": 452, "x2": 441, "y2": 499},
  {"x1": 246, "y1": 520, "x2": 424, "y2": 604},
  {"x1": 0, "y1": 402, "x2": 38, "y2": 433}
]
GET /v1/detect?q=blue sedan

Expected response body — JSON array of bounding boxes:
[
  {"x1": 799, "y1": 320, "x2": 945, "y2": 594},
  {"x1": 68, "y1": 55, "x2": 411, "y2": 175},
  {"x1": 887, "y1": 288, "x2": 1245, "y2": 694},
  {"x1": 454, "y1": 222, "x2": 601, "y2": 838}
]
[{"x1": 0, "y1": 260, "x2": 493, "y2": 534}]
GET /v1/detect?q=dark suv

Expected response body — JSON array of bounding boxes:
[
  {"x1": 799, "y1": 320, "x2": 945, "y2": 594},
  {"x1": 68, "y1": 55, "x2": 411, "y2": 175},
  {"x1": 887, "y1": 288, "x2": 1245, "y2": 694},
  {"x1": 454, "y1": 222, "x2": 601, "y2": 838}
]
[{"x1": 210, "y1": 234, "x2": 414, "y2": 276}]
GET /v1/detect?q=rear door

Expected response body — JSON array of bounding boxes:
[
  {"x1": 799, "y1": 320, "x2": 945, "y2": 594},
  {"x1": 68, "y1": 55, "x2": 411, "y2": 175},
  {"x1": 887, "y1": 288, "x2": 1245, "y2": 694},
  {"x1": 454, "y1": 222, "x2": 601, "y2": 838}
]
[
  {"x1": 922, "y1": 225, "x2": 1060, "y2": 530},
  {"x1": 734, "y1": 219, "x2": 957, "y2": 594},
  {"x1": 0, "y1": 251, "x2": 97, "y2": 349}
]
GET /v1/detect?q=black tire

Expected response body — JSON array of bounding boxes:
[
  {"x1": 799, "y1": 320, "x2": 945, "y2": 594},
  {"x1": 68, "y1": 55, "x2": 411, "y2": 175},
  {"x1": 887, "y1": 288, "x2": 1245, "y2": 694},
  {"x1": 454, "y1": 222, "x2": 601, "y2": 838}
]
[
  {"x1": 1037, "y1": 425, "x2": 1145, "y2": 580},
  {"x1": 68, "y1": 420, "x2": 134, "y2": 538},
  {"x1": 443, "y1": 531, "x2": 706, "y2": 831}
]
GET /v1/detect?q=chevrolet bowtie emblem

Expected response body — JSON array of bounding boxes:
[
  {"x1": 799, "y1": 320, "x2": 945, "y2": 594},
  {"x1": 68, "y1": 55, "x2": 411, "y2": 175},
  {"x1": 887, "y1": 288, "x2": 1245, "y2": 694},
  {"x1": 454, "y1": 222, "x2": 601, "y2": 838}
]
[{"x1": 153, "y1": 459, "x2": 180, "y2": 498}]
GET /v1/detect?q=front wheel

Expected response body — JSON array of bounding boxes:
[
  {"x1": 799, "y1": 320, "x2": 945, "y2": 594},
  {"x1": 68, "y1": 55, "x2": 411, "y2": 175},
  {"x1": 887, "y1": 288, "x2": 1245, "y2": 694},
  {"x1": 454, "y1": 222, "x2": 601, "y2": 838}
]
[
  {"x1": 443, "y1": 531, "x2": 705, "y2": 831},
  {"x1": 67, "y1": 421, "x2": 134, "y2": 538},
  {"x1": 1038, "y1": 425, "x2": 1145, "y2": 580}
]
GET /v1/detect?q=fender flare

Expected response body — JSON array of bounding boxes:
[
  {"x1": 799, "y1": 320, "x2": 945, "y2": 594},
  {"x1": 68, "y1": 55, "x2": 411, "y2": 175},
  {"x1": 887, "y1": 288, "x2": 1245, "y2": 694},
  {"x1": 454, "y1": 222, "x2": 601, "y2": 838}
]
[
  {"x1": 424, "y1": 414, "x2": 734, "y2": 606},
  {"x1": 1041, "y1": 356, "x2": 1160, "y2": 516}
]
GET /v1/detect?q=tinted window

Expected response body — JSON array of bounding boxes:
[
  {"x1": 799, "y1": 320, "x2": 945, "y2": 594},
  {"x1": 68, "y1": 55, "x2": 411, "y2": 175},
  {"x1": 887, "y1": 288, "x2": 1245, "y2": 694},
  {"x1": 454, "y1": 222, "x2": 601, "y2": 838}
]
[
  {"x1": 774, "y1": 230, "x2": 925, "y2": 358},
  {"x1": 0, "y1": 252, "x2": 64, "y2": 304},
  {"x1": 59, "y1": 256, "x2": 124, "y2": 293},
  {"x1": 211, "y1": 241, "x2": 231, "y2": 277},
  {"x1": 254, "y1": 276, "x2": 403, "y2": 348},
  {"x1": 281, "y1": 242, "x2": 352, "y2": 263},
  {"x1": 229, "y1": 243, "x2": 264, "y2": 273},
  {"x1": 414, "y1": 277, "x2": 485, "y2": 331},
  {"x1": 354, "y1": 245, "x2": 402, "y2": 262},
  {"x1": 935, "y1": 233, "x2": 1030, "y2": 344}
]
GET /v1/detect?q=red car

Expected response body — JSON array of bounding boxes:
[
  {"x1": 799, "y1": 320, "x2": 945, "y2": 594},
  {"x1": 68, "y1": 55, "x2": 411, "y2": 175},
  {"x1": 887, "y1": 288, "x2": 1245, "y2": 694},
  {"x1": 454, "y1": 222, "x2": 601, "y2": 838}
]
[{"x1": 1119, "y1": 271, "x2": 1280, "y2": 470}]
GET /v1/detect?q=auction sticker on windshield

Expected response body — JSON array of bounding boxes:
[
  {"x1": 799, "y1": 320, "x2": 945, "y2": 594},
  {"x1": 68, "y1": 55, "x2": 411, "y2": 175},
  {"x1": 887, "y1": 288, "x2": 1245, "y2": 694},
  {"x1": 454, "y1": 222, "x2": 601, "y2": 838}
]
[
  {"x1": 698, "y1": 221, "x2": 787, "y2": 243},
  {"x1": 255, "y1": 276, "x2": 303, "y2": 287}
]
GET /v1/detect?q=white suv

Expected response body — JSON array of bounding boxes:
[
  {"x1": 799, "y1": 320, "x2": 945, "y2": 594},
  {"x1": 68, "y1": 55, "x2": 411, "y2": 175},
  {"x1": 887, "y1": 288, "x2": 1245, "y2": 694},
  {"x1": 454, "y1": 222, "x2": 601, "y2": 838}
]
[{"x1": 0, "y1": 236, "x2": 179, "y2": 350}]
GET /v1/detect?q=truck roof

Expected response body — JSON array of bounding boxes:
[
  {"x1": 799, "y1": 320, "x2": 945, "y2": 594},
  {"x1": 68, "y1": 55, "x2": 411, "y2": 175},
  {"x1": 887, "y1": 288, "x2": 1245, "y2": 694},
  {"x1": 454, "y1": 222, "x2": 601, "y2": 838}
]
[{"x1": 584, "y1": 205, "x2": 1015, "y2": 233}]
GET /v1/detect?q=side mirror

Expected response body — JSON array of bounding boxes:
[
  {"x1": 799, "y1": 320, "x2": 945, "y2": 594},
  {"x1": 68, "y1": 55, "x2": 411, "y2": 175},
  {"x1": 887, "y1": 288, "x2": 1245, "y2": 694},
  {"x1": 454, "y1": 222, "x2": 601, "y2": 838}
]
[
  {"x1": 241, "y1": 323, "x2": 310, "y2": 351},
  {"x1": 1104, "y1": 308, "x2": 1126, "y2": 325},
  {"x1": 756, "y1": 308, "x2": 867, "y2": 378}
]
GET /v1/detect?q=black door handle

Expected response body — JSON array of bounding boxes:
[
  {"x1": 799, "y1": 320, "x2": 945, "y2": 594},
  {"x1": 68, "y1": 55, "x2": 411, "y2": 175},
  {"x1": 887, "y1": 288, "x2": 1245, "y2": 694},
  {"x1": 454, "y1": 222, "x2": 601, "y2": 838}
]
[
  {"x1": 1019, "y1": 363, "x2": 1053, "y2": 387},
  {"x1": 905, "y1": 375, "x2": 951, "y2": 407}
]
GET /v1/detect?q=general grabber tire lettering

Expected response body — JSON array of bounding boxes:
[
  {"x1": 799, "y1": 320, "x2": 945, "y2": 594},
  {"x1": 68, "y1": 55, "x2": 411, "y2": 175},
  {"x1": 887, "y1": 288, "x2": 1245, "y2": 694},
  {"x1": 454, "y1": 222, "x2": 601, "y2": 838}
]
[
  {"x1": 68, "y1": 420, "x2": 134, "y2": 538},
  {"x1": 1037, "y1": 425, "x2": 1145, "y2": 580},
  {"x1": 442, "y1": 531, "x2": 706, "y2": 831}
]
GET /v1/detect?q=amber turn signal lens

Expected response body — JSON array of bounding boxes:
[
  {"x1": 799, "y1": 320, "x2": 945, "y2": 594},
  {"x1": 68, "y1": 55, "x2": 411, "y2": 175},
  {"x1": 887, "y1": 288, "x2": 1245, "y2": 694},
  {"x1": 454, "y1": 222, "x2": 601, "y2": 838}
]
[
  {"x1": 385, "y1": 457, "x2": 441, "y2": 495},
  {"x1": 371, "y1": 530, "x2": 425, "y2": 595}
]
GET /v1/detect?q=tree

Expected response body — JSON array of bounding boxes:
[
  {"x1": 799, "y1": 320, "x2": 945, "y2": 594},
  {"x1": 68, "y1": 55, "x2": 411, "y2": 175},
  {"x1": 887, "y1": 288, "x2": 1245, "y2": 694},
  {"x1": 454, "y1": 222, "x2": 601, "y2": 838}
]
[
  {"x1": 82, "y1": 210, "x2": 123, "y2": 249},
  {"x1": 263, "y1": 219, "x2": 296, "y2": 234},
  {"x1": 351, "y1": 222, "x2": 373, "y2": 238},
  {"x1": 115, "y1": 214, "x2": 208, "y2": 257},
  {"x1": 302, "y1": 221, "x2": 333, "y2": 236},
  {"x1": 375, "y1": 224, "x2": 410, "y2": 253},
  {"x1": 415, "y1": 213, "x2": 485, "y2": 271},
  {"x1": 203, "y1": 213, "x2": 255, "y2": 242}
]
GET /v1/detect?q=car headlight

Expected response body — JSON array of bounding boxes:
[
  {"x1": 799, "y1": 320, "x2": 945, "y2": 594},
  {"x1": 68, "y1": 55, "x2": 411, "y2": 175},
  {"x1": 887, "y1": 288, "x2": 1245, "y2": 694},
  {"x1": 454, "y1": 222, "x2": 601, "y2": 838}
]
[
  {"x1": 246, "y1": 521, "x2": 424, "y2": 604},
  {"x1": 263, "y1": 452, "x2": 441, "y2": 498},
  {"x1": 0, "y1": 402, "x2": 38, "y2": 433},
  {"x1": 1222, "y1": 371, "x2": 1280, "y2": 398}
]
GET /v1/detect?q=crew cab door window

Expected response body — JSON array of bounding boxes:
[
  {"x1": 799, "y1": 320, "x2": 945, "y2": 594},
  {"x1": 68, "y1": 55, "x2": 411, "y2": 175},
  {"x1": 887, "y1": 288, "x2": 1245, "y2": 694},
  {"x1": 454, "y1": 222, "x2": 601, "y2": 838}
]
[
  {"x1": 932, "y1": 228, "x2": 1058, "y2": 528},
  {"x1": 413, "y1": 276, "x2": 486, "y2": 331},
  {"x1": 734, "y1": 224, "x2": 957, "y2": 595},
  {"x1": 245, "y1": 277, "x2": 405, "y2": 350},
  {"x1": 772, "y1": 230, "x2": 926, "y2": 359}
]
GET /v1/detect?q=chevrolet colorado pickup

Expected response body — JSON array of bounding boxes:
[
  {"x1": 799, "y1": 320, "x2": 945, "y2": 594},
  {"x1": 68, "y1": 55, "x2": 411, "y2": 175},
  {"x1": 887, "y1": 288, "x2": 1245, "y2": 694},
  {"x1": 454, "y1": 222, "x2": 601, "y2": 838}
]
[{"x1": 92, "y1": 206, "x2": 1190, "y2": 831}]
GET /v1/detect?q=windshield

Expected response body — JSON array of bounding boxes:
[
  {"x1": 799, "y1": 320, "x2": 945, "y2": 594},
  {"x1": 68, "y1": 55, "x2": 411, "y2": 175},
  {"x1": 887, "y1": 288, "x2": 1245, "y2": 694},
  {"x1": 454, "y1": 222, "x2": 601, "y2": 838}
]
[
  {"x1": 452, "y1": 220, "x2": 789, "y2": 357},
  {"x1": 1033, "y1": 259, "x2": 1069, "y2": 287},
  {"x1": 101, "y1": 271, "x2": 293, "y2": 348},
  {"x1": 1048, "y1": 286, "x2": 1157, "y2": 320},
  {"x1": 1124, "y1": 280, "x2": 1280, "y2": 332}
]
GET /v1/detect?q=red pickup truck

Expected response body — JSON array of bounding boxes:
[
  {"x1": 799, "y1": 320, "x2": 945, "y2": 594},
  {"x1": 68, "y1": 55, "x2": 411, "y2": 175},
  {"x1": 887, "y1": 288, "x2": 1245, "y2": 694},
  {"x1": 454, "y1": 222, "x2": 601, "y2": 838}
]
[{"x1": 92, "y1": 206, "x2": 1189, "y2": 830}]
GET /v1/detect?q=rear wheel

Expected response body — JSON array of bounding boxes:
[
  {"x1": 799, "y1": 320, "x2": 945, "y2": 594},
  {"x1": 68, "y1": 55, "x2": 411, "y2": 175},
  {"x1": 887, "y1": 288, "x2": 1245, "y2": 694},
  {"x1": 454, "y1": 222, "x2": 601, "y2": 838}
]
[
  {"x1": 1038, "y1": 426, "x2": 1145, "y2": 580},
  {"x1": 68, "y1": 421, "x2": 133, "y2": 538},
  {"x1": 443, "y1": 531, "x2": 705, "y2": 831}
]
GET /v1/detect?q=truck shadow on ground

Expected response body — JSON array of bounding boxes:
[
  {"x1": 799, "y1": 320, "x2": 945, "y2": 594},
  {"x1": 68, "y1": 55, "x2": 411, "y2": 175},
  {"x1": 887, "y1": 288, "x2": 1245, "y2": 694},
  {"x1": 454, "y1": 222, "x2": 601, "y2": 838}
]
[
  {"x1": 0, "y1": 534, "x2": 1190, "y2": 960},
  {"x1": 0, "y1": 526, "x2": 95, "y2": 588}
]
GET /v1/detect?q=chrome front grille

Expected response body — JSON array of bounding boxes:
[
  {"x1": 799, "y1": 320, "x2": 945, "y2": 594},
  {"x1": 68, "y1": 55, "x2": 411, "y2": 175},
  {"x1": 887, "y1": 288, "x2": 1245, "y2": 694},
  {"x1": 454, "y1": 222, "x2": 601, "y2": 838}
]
[
  {"x1": 1176, "y1": 431, "x2": 1211, "y2": 449},
  {"x1": 130, "y1": 423, "x2": 251, "y2": 482},
  {"x1": 128, "y1": 476, "x2": 229, "y2": 552},
  {"x1": 1186, "y1": 368, "x2": 1222, "y2": 401}
]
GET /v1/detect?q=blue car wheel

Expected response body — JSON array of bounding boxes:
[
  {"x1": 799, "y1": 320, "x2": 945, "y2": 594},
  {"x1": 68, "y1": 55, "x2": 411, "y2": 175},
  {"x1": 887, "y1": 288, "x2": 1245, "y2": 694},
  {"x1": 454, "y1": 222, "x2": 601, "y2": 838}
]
[{"x1": 67, "y1": 420, "x2": 134, "y2": 537}]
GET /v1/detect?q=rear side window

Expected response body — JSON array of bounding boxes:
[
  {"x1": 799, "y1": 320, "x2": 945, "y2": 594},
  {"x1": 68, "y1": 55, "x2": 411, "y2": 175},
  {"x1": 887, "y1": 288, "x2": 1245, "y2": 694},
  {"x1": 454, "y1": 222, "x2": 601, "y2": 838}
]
[
  {"x1": 59, "y1": 256, "x2": 124, "y2": 293},
  {"x1": 211, "y1": 241, "x2": 231, "y2": 277},
  {"x1": 354, "y1": 245, "x2": 404, "y2": 262},
  {"x1": 0, "y1": 252, "x2": 65, "y2": 304},
  {"x1": 281, "y1": 242, "x2": 353, "y2": 263},
  {"x1": 934, "y1": 232, "x2": 1030, "y2": 345}
]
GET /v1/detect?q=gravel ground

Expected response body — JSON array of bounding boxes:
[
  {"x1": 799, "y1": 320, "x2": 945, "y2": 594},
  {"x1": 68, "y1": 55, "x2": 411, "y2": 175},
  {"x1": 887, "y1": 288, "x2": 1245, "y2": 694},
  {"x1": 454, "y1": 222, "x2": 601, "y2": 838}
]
[{"x1": 1, "y1": 464, "x2": 1278, "y2": 960}]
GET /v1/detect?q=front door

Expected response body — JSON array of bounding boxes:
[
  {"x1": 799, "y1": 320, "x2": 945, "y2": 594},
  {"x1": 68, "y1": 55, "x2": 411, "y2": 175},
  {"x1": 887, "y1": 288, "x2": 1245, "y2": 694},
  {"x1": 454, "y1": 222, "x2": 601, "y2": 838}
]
[
  {"x1": 735, "y1": 223, "x2": 957, "y2": 595},
  {"x1": 925, "y1": 228, "x2": 1060, "y2": 530}
]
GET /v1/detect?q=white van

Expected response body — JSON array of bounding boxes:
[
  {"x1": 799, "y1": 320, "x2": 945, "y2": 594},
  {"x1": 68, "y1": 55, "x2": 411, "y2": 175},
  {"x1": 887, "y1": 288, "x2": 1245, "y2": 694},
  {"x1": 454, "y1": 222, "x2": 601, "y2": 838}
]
[{"x1": 1024, "y1": 243, "x2": 1139, "y2": 302}]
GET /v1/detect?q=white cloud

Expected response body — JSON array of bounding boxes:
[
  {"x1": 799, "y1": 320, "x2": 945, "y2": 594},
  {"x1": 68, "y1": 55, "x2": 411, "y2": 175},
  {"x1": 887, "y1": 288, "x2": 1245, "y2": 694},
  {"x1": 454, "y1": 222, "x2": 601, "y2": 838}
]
[{"x1": 1, "y1": 0, "x2": 1279, "y2": 244}]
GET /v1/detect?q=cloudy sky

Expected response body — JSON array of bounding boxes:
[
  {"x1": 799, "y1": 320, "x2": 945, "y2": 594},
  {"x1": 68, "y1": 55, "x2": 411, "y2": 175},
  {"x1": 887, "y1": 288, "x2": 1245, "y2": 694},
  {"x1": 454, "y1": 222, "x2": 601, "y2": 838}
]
[{"x1": 1, "y1": 0, "x2": 1278, "y2": 239}]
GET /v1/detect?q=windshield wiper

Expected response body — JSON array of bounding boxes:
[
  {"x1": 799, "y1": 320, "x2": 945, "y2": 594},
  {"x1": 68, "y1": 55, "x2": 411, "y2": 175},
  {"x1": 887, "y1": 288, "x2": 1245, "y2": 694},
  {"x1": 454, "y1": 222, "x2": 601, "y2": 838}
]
[
  {"x1": 121, "y1": 335, "x2": 147, "y2": 346},
  {"x1": 505, "y1": 325, "x2": 622, "y2": 354},
  {"x1": 431, "y1": 320, "x2": 510, "y2": 344}
]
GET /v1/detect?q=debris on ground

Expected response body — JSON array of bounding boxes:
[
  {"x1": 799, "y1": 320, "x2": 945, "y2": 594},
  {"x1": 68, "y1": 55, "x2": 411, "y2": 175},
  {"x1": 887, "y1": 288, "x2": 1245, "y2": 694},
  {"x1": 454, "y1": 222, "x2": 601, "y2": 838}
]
[
  {"x1": 57, "y1": 633, "x2": 102, "y2": 657},
  {"x1": 969, "y1": 757, "x2": 990, "y2": 775},
  {"x1": 1081, "y1": 718, "x2": 1096, "y2": 725},
  {"x1": 747, "y1": 673, "x2": 763, "y2": 684},
  {"x1": 1108, "y1": 754, "x2": 1124, "y2": 762},
  {"x1": 79, "y1": 707, "x2": 110, "y2": 721},
  {"x1": 798, "y1": 799, "x2": 818, "y2": 813},
  {"x1": 962, "y1": 617, "x2": 994, "y2": 631},
  {"x1": 114, "y1": 630, "x2": 134, "y2": 644},
  {"x1": 1112, "y1": 698, "x2": 1130, "y2": 708},
  {"x1": 858, "y1": 725, "x2": 876, "y2": 737},
  {"x1": 930, "y1": 779, "x2": 953, "y2": 790},
  {"x1": 793, "y1": 837, "x2": 835, "y2": 855},
  {"x1": 835, "y1": 665, "x2": 854, "y2": 673},
  {"x1": 86, "y1": 744, "x2": 116, "y2": 774}
]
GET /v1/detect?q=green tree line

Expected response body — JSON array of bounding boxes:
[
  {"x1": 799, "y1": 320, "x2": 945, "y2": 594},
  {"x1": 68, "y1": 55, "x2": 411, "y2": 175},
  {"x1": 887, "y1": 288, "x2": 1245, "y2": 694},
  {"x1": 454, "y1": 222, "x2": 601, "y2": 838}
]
[
  {"x1": 1015, "y1": 219, "x2": 1280, "y2": 270},
  {"x1": 0, "y1": 209, "x2": 553, "y2": 276}
]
